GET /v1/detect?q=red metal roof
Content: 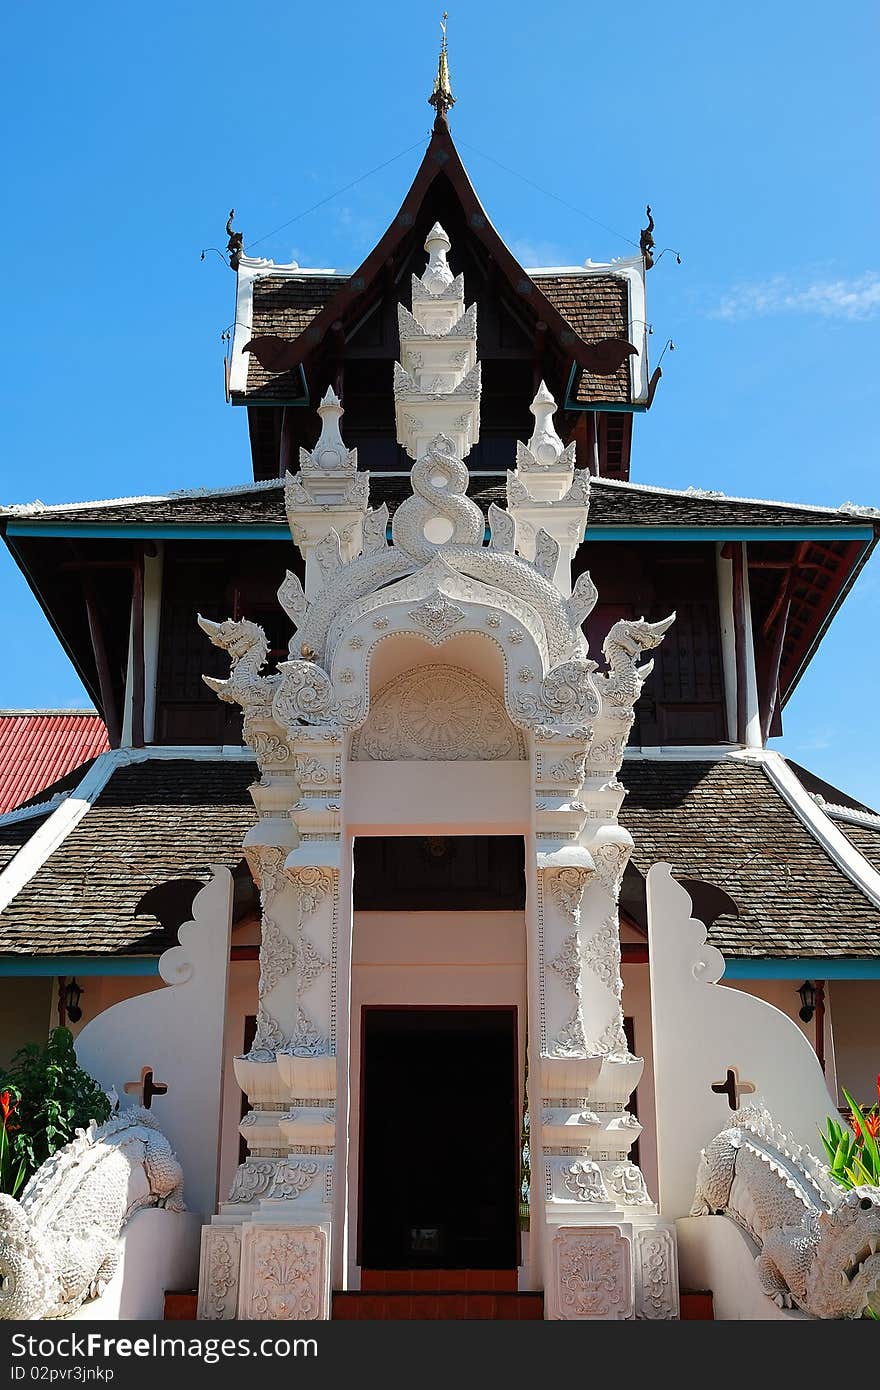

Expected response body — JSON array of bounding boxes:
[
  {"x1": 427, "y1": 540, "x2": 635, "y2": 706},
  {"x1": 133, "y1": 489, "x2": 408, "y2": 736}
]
[{"x1": 0, "y1": 712, "x2": 109, "y2": 813}]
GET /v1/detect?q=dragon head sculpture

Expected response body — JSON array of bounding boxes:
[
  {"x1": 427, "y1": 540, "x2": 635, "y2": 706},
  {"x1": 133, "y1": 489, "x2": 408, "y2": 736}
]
[
  {"x1": 0, "y1": 1194, "x2": 57, "y2": 1320},
  {"x1": 810, "y1": 1186, "x2": 880, "y2": 1319},
  {"x1": 197, "y1": 615, "x2": 268, "y2": 667}
]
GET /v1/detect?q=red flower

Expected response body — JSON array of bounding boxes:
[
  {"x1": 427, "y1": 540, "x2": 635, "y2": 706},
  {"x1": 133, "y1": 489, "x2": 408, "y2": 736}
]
[
  {"x1": 0, "y1": 1090, "x2": 16, "y2": 1125},
  {"x1": 851, "y1": 1107, "x2": 880, "y2": 1143}
]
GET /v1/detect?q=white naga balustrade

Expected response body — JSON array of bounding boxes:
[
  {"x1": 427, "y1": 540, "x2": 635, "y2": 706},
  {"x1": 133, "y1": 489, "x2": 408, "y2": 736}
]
[{"x1": 197, "y1": 226, "x2": 677, "y2": 1320}]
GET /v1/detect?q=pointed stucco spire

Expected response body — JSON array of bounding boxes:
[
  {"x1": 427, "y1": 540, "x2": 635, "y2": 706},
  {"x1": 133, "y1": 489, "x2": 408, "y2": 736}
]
[
  {"x1": 312, "y1": 385, "x2": 349, "y2": 469},
  {"x1": 527, "y1": 381, "x2": 565, "y2": 466},
  {"x1": 428, "y1": 12, "x2": 455, "y2": 123},
  {"x1": 422, "y1": 222, "x2": 454, "y2": 294}
]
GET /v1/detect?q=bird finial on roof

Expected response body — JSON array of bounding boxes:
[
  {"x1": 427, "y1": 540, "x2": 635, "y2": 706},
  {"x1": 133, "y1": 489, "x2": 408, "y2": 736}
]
[{"x1": 428, "y1": 12, "x2": 455, "y2": 125}]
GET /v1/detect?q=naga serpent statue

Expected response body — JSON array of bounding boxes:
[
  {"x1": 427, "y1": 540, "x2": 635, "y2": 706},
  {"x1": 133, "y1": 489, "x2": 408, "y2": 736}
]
[
  {"x1": 0, "y1": 1107, "x2": 184, "y2": 1320},
  {"x1": 692, "y1": 1108, "x2": 880, "y2": 1318}
]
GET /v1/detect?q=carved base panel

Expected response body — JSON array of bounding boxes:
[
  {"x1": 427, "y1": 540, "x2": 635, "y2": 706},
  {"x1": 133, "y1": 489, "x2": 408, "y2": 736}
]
[
  {"x1": 633, "y1": 1222, "x2": 680, "y2": 1320},
  {"x1": 238, "y1": 1224, "x2": 330, "y2": 1321},
  {"x1": 198, "y1": 1221, "x2": 331, "y2": 1321},
  {"x1": 543, "y1": 1218, "x2": 679, "y2": 1320},
  {"x1": 197, "y1": 1225, "x2": 241, "y2": 1321},
  {"x1": 547, "y1": 1225, "x2": 633, "y2": 1320}
]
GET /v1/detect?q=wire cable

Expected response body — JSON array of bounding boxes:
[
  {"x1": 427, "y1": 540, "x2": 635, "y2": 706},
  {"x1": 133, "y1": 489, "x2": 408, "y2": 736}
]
[{"x1": 244, "y1": 137, "x2": 430, "y2": 253}]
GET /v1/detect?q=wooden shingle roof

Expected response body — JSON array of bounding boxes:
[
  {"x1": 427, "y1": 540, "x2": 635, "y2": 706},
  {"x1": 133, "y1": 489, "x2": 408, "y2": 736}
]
[
  {"x1": 1, "y1": 754, "x2": 878, "y2": 960},
  {"x1": 4, "y1": 477, "x2": 873, "y2": 533}
]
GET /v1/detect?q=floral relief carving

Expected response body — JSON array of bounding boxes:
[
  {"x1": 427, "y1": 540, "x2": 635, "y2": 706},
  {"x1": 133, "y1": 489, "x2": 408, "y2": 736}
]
[
  {"x1": 288, "y1": 866, "x2": 333, "y2": 916},
  {"x1": 245, "y1": 1008, "x2": 286, "y2": 1061},
  {"x1": 228, "y1": 1159, "x2": 319, "y2": 1205},
  {"x1": 350, "y1": 664, "x2": 526, "y2": 762},
  {"x1": 546, "y1": 752, "x2": 587, "y2": 783},
  {"x1": 198, "y1": 1227, "x2": 241, "y2": 1320},
  {"x1": 547, "y1": 866, "x2": 591, "y2": 923},
  {"x1": 251, "y1": 732, "x2": 292, "y2": 764},
  {"x1": 296, "y1": 933, "x2": 329, "y2": 996},
  {"x1": 513, "y1": 661, "x2": 599, "y2": 730},
  {"x1": 552, "y1": 1009, "x2": 587, "y2": 1058},
  {"x1": 242, "y1": 1227, "x2": 327, "y2": 1321},
  {"x1": 549, "y1": 931, "x2": 581, "y2": 997},
  {"x1": 635, "y1": 1228, "x2": 678, "y2": 1319},
  {"x1": 293, "y1": 755, "x2": 330, "y2": 786},
  {"x1": 562, "y1": 1161, "x2": 609, "y2": 1203},
  {"x1": 553, "y1": 1228, "x2": 631, "y2": 1320},
  {"x1": 281, "y1": 1006, "x2": 327, "y2": 1058},
  {"x1": 581, "y1": 920, "x2": 623, "y2": 996},
  {"x1": 408, "y1": 592, "x2": 466, "y2": 636},
  {"x1": 606, "y1": 1164, "x2": 653, "y2": 1206}
]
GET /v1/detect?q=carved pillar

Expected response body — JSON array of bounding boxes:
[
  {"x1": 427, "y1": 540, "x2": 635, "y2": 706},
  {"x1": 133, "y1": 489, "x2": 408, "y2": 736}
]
[
  {"x1": 198, "y1": 725, "x2": 347, "y2": 1321},
  {"x1": 529, "y1": 728, "x2": 679, "y2": 1319}
]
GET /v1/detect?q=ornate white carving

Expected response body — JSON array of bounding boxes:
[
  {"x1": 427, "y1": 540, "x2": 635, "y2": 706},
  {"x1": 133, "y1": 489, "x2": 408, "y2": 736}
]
[
  {"x1": 391, "y1": 434, "x2": 484, "y2": 561},
  {"x1": 227, "y1": 1159, "x2": 319, "y2": 1205},
  {"x1": 599, "y1": 615, "x2": 676, "y2": 722},
  {"x1": 351, "y1": 664, "x2": 526, "y2": 762},
  {"x1": 0, "y1": 1108, "x2": 184, "y2": 1320},
  {"x1": 238, "y1": 1225, "x2": 328, "y2": 1321},
  {"x1": 562, "y1": 1162, "x2": 609, "y2": 1203},
  {"x1": 198, "y1": 616, "x2": 273, "y2": 709},
  {"x1": 198, "y1": 1226, "x2": 241, "y2": 1321},
  {"x1": 549, "y1": 931, "x2": 581, "y2": 995},
  {"x1": 606, "y1": 1164, "x2": 652, "y2": 1206},
  {"x1": 288, "y1": 866, "x2": 332, "y2": 916},
  {"x1": 272, "y1": 659, "x2": 357, "y2": 729},
  {"x1": 691, "y1": 1108, "x2": 880, "y2": 1318},
  {"x1": 513, "y1": 660, "x2": 599, "y2": 731},
  {"x1": 550, "y1": 1227, "x2": 632, "y2": 1320},
  {"x1": 298, "y1": 387, "x2": 356, "y2": 476},
  {"x1": 634, "y1": 1227, "x2": 679, "y2": 1320},
  {"x1": 408, "y1": 592, "x2": 466, "y2": 636},
  {"x1": 282, "y1": 1006, "x2": 327, "y2": 1058}
]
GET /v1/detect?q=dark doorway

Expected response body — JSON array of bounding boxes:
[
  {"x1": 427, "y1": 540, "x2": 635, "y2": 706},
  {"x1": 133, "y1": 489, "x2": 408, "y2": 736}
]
[{"x1": 360, "y1": 1007, "x2": 519, "y2": 1270}]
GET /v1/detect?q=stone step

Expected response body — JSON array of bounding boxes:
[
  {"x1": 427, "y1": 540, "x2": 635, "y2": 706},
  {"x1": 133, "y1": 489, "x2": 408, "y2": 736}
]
[
  {"x1": 360, "y1": 1269, "x2": 518, "y2": 1292},
  {"x1": 679, "y1": 1290, "x2": 714, "y2": 1320},
  {"x1": 332, "y1": 1291, "x2": 544, "y2": 1320},
  {"x1": 164, "y1": 1290, "x2": 197, "y2": 1320}
]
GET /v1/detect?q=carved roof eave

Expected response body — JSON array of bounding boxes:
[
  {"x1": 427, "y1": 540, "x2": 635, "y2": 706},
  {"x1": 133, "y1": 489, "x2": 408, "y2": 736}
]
[{"x1": 241, "y1": 123, "x2": 634, "y2": 380}]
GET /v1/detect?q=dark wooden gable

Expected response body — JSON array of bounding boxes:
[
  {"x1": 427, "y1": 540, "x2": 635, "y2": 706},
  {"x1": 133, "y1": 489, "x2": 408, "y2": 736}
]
[{"x1": 243, "y1": 119, "x2": 636, "y2": 480}]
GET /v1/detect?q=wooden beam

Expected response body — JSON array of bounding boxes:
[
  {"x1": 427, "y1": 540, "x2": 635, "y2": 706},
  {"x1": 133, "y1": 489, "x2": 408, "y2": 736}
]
[
  {"x1": 815, "y1": 981, "x2": 826, "y2": 1073},
  {"x1": 731, "y1": 542, "x2": 749, "y2": 744},
  {"x1": 131, "y1": 543, "x2": 145, "y2": 749},
  {"x1": 82, "y1": 573, "x2": 121, "y2": 748},
  {"x1": 761, "y1": 587, "x2": 791, "y2": 743}
]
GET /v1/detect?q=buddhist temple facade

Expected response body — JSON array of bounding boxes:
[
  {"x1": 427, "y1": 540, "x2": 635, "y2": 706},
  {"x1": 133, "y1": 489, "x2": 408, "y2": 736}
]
[{"x1": 1, "y1": 41, "x2": 878, "y2": 1321}]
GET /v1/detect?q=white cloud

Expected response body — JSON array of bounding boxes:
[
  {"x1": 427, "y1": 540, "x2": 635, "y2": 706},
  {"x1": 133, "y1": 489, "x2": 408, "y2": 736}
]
[
  {"x1": 711, "y1": 272, "x2": 880, "y2": 322},
  {"x1": 510, "y1": 237, "x2": 576, "y2": 268}
]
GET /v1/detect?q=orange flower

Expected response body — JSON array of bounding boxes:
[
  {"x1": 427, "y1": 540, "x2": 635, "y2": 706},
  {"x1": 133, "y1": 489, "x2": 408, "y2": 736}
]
[
  {"x1": 0, "y1": 1090, "x2": 14, "y2": 1123},
  {"x1": 851, "y1": 1106, "x2": 880, "y2": 1142}
]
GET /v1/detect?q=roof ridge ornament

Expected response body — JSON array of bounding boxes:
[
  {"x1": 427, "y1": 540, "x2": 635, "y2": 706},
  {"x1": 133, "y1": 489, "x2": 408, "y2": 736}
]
[{"x1": 428, "y1": 12, "x2": 455, "y2": 125}]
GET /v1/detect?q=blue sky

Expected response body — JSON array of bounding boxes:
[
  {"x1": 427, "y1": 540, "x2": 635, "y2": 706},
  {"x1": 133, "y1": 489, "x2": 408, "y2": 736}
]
[{"x1": 1, "y1": 1, "x2": 877, "y2": 799}]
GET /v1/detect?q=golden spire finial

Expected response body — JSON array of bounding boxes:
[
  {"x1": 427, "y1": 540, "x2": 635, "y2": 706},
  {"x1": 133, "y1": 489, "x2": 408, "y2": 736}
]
[{"x1": 428, "y1": 12, "x2": 455, "y2": 123}]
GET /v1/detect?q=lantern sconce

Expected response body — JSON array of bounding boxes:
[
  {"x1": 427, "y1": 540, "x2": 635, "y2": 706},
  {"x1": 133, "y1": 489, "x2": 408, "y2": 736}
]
[
  {"x1": 797, "y1": 979, "x2": 817, "y2": 1024},
  {"x1": 64, "y1": 977, "x2": 84, "y2": 1024}
]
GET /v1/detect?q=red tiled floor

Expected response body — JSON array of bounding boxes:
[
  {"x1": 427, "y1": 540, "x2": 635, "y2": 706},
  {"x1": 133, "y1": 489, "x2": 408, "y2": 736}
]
[{"x1": 332, "y1": 1290, "x2": 544, "y2": 1320}]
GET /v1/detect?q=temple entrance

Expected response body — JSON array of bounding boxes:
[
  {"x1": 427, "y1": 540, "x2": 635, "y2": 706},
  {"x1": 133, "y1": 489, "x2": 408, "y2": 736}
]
[{"x1": 359, "y1": 1007, "x2": 519, "y2": 1271}]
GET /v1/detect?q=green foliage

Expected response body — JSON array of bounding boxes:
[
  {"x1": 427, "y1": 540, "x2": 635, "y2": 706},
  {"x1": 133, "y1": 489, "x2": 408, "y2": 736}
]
[
  {"x1": 0, "y1": 1088, "x2": 27, "y2": 1198},
  {"x1": 0, "y1": 1028, "x2": 111, "y2": 1192},
  {"x1": 821, "y1": 1091, "x2": 880, "y2": 1190}
]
